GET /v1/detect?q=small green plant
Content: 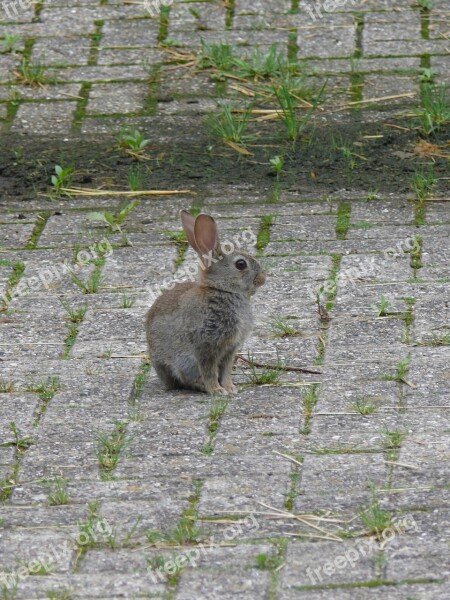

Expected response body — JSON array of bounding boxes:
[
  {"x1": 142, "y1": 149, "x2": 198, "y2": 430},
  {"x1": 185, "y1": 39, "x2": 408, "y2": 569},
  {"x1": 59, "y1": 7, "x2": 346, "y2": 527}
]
[
  {"x1": 46, "y1": 591, "x2": 72, "y2": 600},
  {"x1": 315, "y1": 285, "x2": 333, "y2": 319},
  {"x1": 0, "y1": 422, "x2": 33, "y2": 453},
  {"x1": 201, "y1": 441, "x2": 214, "y2": 455},
  {"x1": 418, "y1": 84, "x2": 450, "y2": 135},
  {"x1": 13, "y1": 148, "x2": 24, "y2": 161},
  {"x1": 196, "y1": 40, "x2": 235, "y2": 74},
  {"x1": 272, "y1": 71, "x2": 312, "y2": 101},
  {"x1": 96, "y1": 421, "x2": 133, "y2": 475},
  {"x1": 158, "y1": 3, "x2": 172, "y2": 44},
  {"x1": 271, "y1": 316, "x2": 300, "y2": 337},
  {"x1": 47, "y1": 479, "x2": 69, "y2": 506},
  {"x1": 9, "y1": 422, "x2": 33, "y2": 452},
  {"x1": 118, "y1": 129, "x2": 150, "y2": 152},
  {"x1": 60, "y1": 300, "x2": 87, "y2": 323},
  {"x1": 339, "y1": 145, "x2": 356, "y2": 170},
  {"x1": 162, "y1": 229, "x2": 187, "y2": 246},
  {"x1": 64, "y1": 320, "x2": 81, "y2": 354},
  {"x1": 274, "y1": 84, "x2": 305, "y2": 144},
  {"x1": 372, "y1": 295, "x2": 393, "y2": 317},
  {"x1": 189, "y1": 7, "x2": 207, "y2": 30},
  {"x1": 0, "y1": 379, "x2": 15, "y2": 393},
  {"x1": 208, "y1": 398, "x2": 228, "y2": 433},
  {"x1": 350, "y1": 396, "x2": 378, "y2": 415},
  {"x1": 411, "y1": 169, "x2": 436, "y2": 200},
  {"x1": 366, "y1": 189, "x2": 380, "y2": 201},
  {"x1": 87, "y1": 201, "x2": 138, "y2": 233},
  {"x1": 248, "y1": 365, "x2": 282, "y2": 385},
  {"x1": 244, "y1": 352, "x2": 283, "y2": 385},
  {"x1": 353, "y1": 221, "x2": 377, "y2": 230},
  {"x1": 331, "y1": 134, "x2": 366, "y2": 173},
  {"x1": 332, "y1": 136, "x2": 366, "y2": 176},
  {"x1": 0, "y1": 475, "x2": 14, "y2": 502},
  {"x1": 419, "y1": 67, "x2": 435, "y2": 83},
  {"x1": 206, "y1": 103, "x2": 252, "y2": 146},
  {"x1": 120, "y1": 294, "x2": 134, "y2": 308},
  {"x1": 270, "y1": 155, "x2": 284, "y2": 180},
  {"x1": 335, "y1": 201, "x2": 351, "y2": 239},
  {"x1": 100, "y1": 345, "x2": 113, "y2": 359},
  {"x1": 0, "y1": 259, "x2": 25, "y2": 310},
  {"x1": 359, "y1": 494, "x2": 391, "y2": 538},
  {"x1": 430, "y1": 332, "x2": 450, "y2": 346},
  {"x1": 162, "y1": 229, "x2": 188, "y2": 268},
  {"x1": 254, "y1": 553, "x2": 284, "y2": 570},
  {"x1": 69, "y1": 266, "x2": 104, "y2": 295},
  {"x1": 145, "y1": 529, "x2": 163, "y2": 545},
  {"x1": 303, "y1": 385, "x2": 318, "y2": 419},
  {"x1": 147, "y1": 553, "x2": 167, "y2": 571},
  {"x1": 232, "y1": 43, "x2": 290, "y2": 81},
  {"x1": 409, "y1": 235, "x2": 423, "y2": 270},
  {"x1": 275, "y1": 82, "x2": 325, "y2": 145},
  {"x1": 26, "y1": 376, "x2": 60, "y2": 402},
  {"x1": 165, "y1": 516, "x2": 202, "y2": 546},
  {"x1": 133, "y1": 361, "x2": 150, "y2": 398},
  {"x1": 201, "y1": 397, "x2": 229, "y2": 455},
  {"x1": 255, "y1": 214, "x2": 274, "y2": 253},
  {"x1": 76, "y1": 502, "x2": 100, "y2": 550},
  {"x1": 147, "y1": 552, "x2": 184, "y2": 585},
  {"x1": 318, "y1": 256, "x2": 339, "y2": 320},
  {"x1": 1, "y1": 32, "x2": 21, "y2": 54},
  {"x1": 418, "y1": 0, "x2": 433, "y2": 9},
  {"x1": 51, "y1": 165, "x2": 74, "y2": 196},
  {"x1": 75, "y1": 501, "x2": 113, "y2": 554},
  {"x1": 381, "y1": 427, "x2": 407, "y2": 449},
  {"x1": 382, "y1": 356, "x2": 411, "y2": 383},
  {"x1": 284, "y1": 464, "x2": 301, "y2": 511},
  {"x1": 127, "y1": 166, "x2": 146, "y2": 191},
  {"x1": 1, "y1": 575, "x2": 18, "y2": 599},
  {"x1": 15, "y1": 57, "x2": 47, "y2": 85},
  {"x1": 299, "y1": 384, "x2": 319, "y2": 434}
]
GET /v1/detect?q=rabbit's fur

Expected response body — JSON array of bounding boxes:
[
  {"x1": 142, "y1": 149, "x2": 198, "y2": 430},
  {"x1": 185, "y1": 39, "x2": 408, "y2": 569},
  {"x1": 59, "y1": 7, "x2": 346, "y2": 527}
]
[{"x1": 146, "y1": 210, "x2": 266, "y2": 395}]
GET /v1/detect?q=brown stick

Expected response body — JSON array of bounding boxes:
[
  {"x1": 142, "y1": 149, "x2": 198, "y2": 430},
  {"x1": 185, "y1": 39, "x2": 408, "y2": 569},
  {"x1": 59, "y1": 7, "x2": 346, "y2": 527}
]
[{"x1": 236, "y1": 355, "x2": 322, "y2": 375}]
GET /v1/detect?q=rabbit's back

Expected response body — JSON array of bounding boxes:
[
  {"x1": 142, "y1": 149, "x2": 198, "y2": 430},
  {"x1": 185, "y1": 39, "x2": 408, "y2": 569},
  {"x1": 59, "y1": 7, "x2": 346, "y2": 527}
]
[
  {"x1": 146, "y1": 282, "x2": 252, "y2": 352},
  {"x1": 146, "y1": 281, "x2": 198, "y2": 354}
]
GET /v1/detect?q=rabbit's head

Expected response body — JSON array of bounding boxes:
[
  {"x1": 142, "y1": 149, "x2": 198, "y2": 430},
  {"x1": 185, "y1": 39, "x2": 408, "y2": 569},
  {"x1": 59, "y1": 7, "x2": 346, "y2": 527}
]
[{"x1": 180, "y1": 210, "x2": 265, "y2": 296}]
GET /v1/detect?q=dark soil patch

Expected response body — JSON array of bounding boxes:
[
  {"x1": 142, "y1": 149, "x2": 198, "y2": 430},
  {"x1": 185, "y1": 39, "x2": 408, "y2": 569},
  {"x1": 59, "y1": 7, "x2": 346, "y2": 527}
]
[{"x1": 0, "y1": 118, "x2": 448, "y2": 203}]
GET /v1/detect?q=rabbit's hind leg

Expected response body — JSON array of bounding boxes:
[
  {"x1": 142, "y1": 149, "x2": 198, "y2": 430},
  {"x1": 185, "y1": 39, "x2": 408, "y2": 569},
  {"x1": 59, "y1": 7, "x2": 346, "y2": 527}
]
[
  {"x1": 153, "y1": 361, "x2": 184, "y2": 390},
  {"x1": 174, "y1": 356, "x2": 207, "y2": 392}
]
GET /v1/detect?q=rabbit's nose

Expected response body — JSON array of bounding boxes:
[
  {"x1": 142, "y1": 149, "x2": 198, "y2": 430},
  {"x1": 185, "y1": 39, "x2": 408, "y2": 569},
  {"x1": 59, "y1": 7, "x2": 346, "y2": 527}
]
[{"x1": 254, "y1": 272, "x2": 266, "y2": 286}]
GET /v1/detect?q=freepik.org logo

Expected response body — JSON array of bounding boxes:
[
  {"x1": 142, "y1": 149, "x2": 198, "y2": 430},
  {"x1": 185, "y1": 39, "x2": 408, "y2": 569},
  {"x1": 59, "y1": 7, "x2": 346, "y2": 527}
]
[{"x1": 1, "y1": 0, "x2": 36, "y2": 19}]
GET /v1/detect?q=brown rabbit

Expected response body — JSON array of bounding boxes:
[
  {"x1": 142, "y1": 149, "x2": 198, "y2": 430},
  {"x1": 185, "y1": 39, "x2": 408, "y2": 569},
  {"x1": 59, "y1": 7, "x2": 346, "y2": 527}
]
[{"x1": 146, "y1": 210, "x2": 266, "y2": 395}]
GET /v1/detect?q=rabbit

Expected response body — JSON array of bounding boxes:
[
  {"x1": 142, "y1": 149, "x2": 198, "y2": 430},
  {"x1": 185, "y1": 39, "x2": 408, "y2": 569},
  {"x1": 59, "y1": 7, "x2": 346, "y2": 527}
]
[{"x1": 146, "y1": 210, "x2": 266, "y2": 395}]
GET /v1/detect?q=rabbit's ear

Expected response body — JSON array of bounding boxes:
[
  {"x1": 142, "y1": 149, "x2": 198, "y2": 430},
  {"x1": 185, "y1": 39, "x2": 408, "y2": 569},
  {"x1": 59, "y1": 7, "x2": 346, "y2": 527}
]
[
  {"x1": 194, "y1": 214, "x2": 219, "y2": 256},
  {"x1": 180, "y1": 210, "x2": 198, "y2": 251}
]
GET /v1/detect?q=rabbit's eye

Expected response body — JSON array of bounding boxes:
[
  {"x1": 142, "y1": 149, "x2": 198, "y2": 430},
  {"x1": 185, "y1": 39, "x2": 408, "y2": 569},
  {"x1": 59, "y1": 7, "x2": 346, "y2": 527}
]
[{"x1": 235, "y1": 258, "x2": 247, "y2": 271}]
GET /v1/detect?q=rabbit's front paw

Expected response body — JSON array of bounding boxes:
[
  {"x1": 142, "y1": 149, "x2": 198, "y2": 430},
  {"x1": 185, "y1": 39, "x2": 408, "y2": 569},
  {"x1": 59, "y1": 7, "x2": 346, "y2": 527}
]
[
  {"x1": 214, "y1": 384, "x2": 229, "y2": 395},
  {"x1": 222, "y1": 382, "x2": 238, "y2": 395},
  {"x1": 207, "y1": 382, "x2": 232, "y2": 396}
]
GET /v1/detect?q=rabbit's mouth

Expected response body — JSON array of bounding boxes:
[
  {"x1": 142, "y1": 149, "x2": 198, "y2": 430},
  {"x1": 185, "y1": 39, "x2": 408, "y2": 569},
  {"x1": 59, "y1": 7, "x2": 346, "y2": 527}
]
[{"x1": 254, "y1": 272, "x2": 266, "y2": 287}]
